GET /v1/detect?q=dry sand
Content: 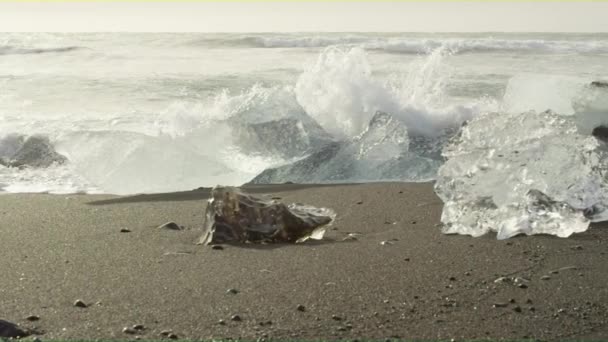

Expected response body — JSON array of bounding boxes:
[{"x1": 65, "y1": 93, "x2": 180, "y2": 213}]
[{"x1": 1, "y1": 182, "x2": 607, "y2": 340}]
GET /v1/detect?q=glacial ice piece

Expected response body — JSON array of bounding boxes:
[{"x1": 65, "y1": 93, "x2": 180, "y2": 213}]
[
  {"x1": 198, "y1": 186, "x2": 335, "y2": 245},
  {"x1": 249, "y1": 111, "x2": 441, "y2": 184},
  {"x1": 435, "y1": 109, "x2": 608, "y2": 239}
]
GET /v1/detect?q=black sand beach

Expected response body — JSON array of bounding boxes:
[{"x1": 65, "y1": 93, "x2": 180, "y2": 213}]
[{"x1": 1, "y1": 183, "x2": 607, "y2": 340}]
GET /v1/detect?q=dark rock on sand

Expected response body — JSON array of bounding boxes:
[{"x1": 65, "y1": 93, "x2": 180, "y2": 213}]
[
  {"x1": 25, "y1": 315, "x2": 40, "y2": 322},
  {"x1": 74, "y1": 299, "x2": 87, "y2": 308},
  {"x1": 0, "y1": 319, "x2": 28, "y2": 338},
  {"x1": 590, "y1": 81, "x2": 608, "y2": 88},
  {"x1": 0, "y1": 135, "x2": 67, "y2": 168},
  {"x1": 198, "y1": 186, "x2": 333, "y2": 245}
]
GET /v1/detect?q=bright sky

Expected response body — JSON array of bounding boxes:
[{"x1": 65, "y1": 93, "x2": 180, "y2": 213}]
[{"x1": 0, "y1": 1, "x2": 607, "y2": 32}]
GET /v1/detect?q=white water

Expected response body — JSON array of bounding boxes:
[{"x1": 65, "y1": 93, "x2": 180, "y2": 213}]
[{"x1": 1, "y1": 33, "x2": 607, "y2": 194}]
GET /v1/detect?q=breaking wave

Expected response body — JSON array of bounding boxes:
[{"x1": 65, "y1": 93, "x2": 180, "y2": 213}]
[
  {"x1": 0, "y1": 45, "x2": 82, "y2": 56},
  {"x1": 206, "y1": 35, "x2": 608, "y2": 54}
]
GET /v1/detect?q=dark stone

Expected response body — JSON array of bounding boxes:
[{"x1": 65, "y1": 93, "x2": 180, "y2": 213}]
[
  {"x1": 296, "y1": 305, "x2": 306, "y2": 312},
  {"x1": 513, "y1": 306, "x2": 522, "y2": 313},
  {"x1": 226, "y1": 288, "x2": 238, "y2": 295},
  {"x1": 160, "y1": 330, "x2": 172, "y2": 336},
  {"x1": 231, "y1": 315, "x2": 242, "y2": 322},
  {"x1": 120, "y1": 228, "x2": 131, "y2": 233},
  {"x1": 198, "y1": 187, "x2": 333, "y2": 245},
  {"x1": 331, "y1": 315, "x2": 342, "y2": 321},
  {"x1": 25, "y1": 315, "x2": 40, "y2": 322},
  {"x1": 74, "y1": 299, "x2": 87, "y2": 308},
  {"x1": 133, "y1": 324, "x2": 145, "y2": 331},
  {"x1": 493, "y1": 303, "x2": 509, "y2": 308},
  {"x1": 211, "y1": 245, "x2": 224, "y2": 250},
  {"x1": 0, "y1": 320, "x2": 28, "y2": 338},
  {"x1": 168, "y1": 333, "x2": 178, "y2": 340}
]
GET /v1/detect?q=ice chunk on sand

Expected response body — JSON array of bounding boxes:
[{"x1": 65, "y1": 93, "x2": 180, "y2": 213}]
[
  {"x1": 435, "y1": 109, "x2": 608, "y2": 239},
  {"x1": 198, "y1": 186, "x2": 335, "y2": 244}
]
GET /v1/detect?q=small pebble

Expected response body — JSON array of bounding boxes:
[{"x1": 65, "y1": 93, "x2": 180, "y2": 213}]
[
  {"x1": 211, "y1": 245, "x2": 224, "y2": 250},
  {"x1": 74, "y1": 299, "x2": 87, "y2": 308},
  {"x1": 518, "y1": 283, "x2": 528, "y2": 289},
  {"x1": 296, "y1": 305, "x2": 306, "y2": 312},
  {"x1": 509, "y1": 298, "x2": 516, "y2": 303},
  {"x1": 218, "y1": 319, "x2": 225, "y2": 325},
  {"x1": 231, "y1": 314, "x2": 242, "y2": 322},
  {"x1": 160, "y1": 330, "x2": 172, "y2": 336},
  {"x1": 120, "y1": 228, "x2": 131, "y2": 233},
  {"x1": 168, "y1": 333, "x2": 178, "y2": 340},
  {"x1": 331, "y1": 314, "x2": 342, "y2": 321},
  {"x1": 25, "y1": 315, "x2": 40, "y2": 322},
  {"x1": 493, "y1": 303, "x2": 508, "y2": 308},
  {"x1": 356, "y1": 201, "x2": 363, "y2": 205},
  {"x1": 123, "y1": 327, "x2": 137, "y2": 334},
  {"x1": 513, "y1": 306, "x2": 522, "y2": 313},
  {"x1": 541, "y1": 275, "x2": 551, "y2": 280},
  {"x1": 158, "y1": 222, "x2": 182, "y2": 230},
  {"x1": 571, "y1": 245, "x2": 583, "y2": 250},
  {"x1": 226, "y1": 288, "x2": 238, "y2": 295},
  {"x1": 132, "y1": 324, "x2": 144, "y2": 331},
  {"x1": 449, "y1": 276, "x2": 456, "y2": 281}
]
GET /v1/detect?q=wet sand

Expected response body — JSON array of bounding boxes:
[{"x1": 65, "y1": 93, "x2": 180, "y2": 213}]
[{"x1": 1, "y1": 182, "x2": 607, "y2": 340}]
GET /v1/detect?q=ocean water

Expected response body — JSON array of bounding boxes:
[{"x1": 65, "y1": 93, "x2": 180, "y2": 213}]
[{"x1": 0, "y1": 32, "x2": 607, "y2": 194}]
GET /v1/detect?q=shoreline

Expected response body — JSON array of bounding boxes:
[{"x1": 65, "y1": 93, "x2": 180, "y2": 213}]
[{"x1": 1, "y1": 182, "x2": 607, "y2": 340}]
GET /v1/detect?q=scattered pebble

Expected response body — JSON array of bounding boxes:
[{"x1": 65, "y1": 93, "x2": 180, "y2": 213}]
[
  {"x1": 25, "y1": 315, "x2": 40, "y2": 322},
  {"x1": 449, "y1": 276, "x2": 457, "y2": 281},
  {"x1": 518, "y1": 283, "x2": 528, "y2": 289},
  {"x1": 529, "y1": 306, "x2": 536, "y2": 312},
  {"x1": 158, "y1": 222, "x2": 183, "y2": 230},
  {"x1": 122, "y1": 327, "x2": 137, "y2": 335},
  {"x1": 331, "y1": 315, "x2": 342, "y2": 321},
  {"x1": 73, "y1": 299, "x2": 87, "y2": 308},
  {"x1": 132, "y1": 324, "x2": 144, "y2": 331},
  {"x1": 211, "y1": 245, "x2": 224, "y2": 250},
  {"x1": 218, "y1": 319, "x2": 225, "y2": 325},
  {"x1": 571, "y1": 245, "x2": 583, "y2": 250},
  {"x1": 226, "y1": 288, "x2": 238, "y2": 295},
  {"x1": 513, "y1": 306, "x2": 522, "y2": 313},
  {"x1": 540, "y1": 275, "x2": 551, "y2": 280},
  {"x1": 296, "y1": 305, "x2": 306, "y2": 312},
  {"x1": 356, "y1": 201, "x2": 363, "y2": 205},
  {"x1": 493, "y1": 303, "x2": 509, "y2": 308},
  {"x1": 509, "y1": 298, "x2": 516, "y2": 304},
  {"x1": 120, "y1": 228, "x2": 131, "y2": 233},
  {"x1": 168, "y1": 333, "x2": 178, "y2": 340},
  {"x1": 160, "y1": 330, "x2": 172, "y2": 336},
  {"x1": 231, "y1": 314, "x2": 242, "y2": 322}
]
